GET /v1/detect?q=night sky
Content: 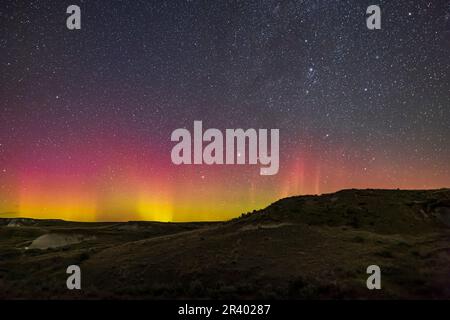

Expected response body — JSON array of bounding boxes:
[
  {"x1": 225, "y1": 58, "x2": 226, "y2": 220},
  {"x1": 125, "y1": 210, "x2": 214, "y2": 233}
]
[{"x1": 1, "y1": 0, "x2": 449, "y2": 222}]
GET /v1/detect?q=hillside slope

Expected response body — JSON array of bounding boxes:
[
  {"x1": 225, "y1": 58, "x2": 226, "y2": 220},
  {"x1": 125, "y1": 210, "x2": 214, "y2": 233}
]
[{"x1": 1, "y1": 189, "x2": 450, "y2": 299}]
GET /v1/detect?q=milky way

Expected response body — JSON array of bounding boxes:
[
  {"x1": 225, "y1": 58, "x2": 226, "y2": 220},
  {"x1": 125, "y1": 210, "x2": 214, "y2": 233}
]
[{"x1": 1, "y1": 0, "x2": 449, "y2": 221}]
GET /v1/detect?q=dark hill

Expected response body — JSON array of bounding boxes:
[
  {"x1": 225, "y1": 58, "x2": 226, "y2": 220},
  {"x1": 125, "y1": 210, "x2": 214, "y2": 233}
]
[{"x1": 233, "y1": 188, "x2": 450, "y2": 234}]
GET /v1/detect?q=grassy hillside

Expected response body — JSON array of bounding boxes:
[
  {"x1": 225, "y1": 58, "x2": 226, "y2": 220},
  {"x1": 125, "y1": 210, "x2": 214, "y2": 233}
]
[{"x1": 1, "y1": 189, "x2": 450, "y2": 299}]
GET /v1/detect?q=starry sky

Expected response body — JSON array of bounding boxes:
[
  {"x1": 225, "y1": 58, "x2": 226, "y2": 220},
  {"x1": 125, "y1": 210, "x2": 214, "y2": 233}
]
[{"x1": 1, "y1": 0, "x2": 449, "y2": 222}]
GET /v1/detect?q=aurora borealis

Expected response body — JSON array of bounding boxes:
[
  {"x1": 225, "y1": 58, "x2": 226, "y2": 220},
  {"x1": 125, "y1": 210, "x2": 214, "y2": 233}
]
[{"x1": 1, "y1": 1, "x2": 449, "y2": 222}]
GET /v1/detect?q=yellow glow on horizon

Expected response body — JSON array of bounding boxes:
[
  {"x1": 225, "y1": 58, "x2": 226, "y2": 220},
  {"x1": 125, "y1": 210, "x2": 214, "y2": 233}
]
[
  {"x1": 18, "y1": 200, "x2": 98, "y2": 222},
  {"x1": 138, "y1": 192, "x2": 173, "y2": 222}
]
